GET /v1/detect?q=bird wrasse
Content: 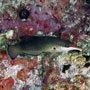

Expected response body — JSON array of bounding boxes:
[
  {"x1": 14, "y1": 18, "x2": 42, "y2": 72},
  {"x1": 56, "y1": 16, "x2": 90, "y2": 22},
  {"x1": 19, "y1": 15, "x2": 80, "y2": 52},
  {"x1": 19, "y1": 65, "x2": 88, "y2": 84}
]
[{"x1": 7, "y1": 36, "x2": 82, "y2": 59}]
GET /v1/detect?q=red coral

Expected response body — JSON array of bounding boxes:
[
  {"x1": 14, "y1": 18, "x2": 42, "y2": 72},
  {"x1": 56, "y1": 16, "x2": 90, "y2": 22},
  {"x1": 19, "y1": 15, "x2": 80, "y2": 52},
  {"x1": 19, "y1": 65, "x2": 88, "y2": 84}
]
[
  {"x1": 28, "y1": 56, "x2": 38, "y2": 69},
  {"x1": 61, "y1": 31, "x2": 70, "y2": 39},
  {"x1": 10, "y1": 58, "x2": 28, "y2": 67},
  {"x1": 40, "y1": 0, "x2": 45, "y2": 3},
  {"x1": 2, "y1": 11, "x2": 12, "y2": 20},
  {"x1": 17, "y1": 68, "x2": 30, "y2": 81},
  {"x1": 73, "y1": 33, "x2": 84, "y2": 42},
  {"x1": 0, "y1": 50, "x2": 11, "y2": 61},
  {"x1": 11, "y1": 56, "x2": 38, "y2": 69},
  {"x1": 0, "y1": 85, "x2": 4, "y2": 90},
  {"x1": 0, "y1": 77, "x2": 14, "y2": 90},
  {"x1": 27, "y1": 25, "x2": 37, "y2": 36},
  {"x1": 12, "y1": 57, "x2": 38, "y2": 82},
  {"x1": 80, "y1": 79, "x2": 85, "y2": 85}
]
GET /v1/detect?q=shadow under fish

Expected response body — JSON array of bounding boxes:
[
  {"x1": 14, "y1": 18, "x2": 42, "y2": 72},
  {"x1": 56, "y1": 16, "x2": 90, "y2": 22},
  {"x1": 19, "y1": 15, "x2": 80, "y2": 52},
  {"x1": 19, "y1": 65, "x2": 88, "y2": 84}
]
[{"x1": 7, "y1": 36, "x2": 82, "y2": 59}]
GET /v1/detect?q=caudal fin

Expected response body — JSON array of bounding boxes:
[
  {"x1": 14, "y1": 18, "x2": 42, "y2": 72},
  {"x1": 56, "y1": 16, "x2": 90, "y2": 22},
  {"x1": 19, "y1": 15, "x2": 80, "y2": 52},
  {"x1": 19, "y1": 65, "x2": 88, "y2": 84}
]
[{"x1": 7, "y1": 45, "x2": 19, "y2": 59}]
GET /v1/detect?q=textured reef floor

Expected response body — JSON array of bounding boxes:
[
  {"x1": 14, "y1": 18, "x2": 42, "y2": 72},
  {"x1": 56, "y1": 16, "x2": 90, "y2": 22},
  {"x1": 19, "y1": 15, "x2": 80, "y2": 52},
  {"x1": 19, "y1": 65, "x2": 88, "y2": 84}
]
[{"x1": 0, "y1": 0, "x2": 90, "y2": 90}]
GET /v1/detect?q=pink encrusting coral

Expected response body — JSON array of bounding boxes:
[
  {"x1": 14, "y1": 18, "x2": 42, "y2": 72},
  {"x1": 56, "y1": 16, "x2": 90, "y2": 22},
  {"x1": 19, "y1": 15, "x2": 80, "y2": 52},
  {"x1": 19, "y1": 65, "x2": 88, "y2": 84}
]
[
  {"x1": 0, "y1": 5, "x2": 60, "y2": 37},
  {"x1": 0, "y1": 0, "x2": 89, "y2": 40}
]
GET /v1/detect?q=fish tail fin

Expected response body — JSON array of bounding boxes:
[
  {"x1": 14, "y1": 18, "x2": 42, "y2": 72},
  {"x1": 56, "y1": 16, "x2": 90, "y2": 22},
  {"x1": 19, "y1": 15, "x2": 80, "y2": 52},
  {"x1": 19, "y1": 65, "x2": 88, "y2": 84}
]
[{"x1": 7, "y1": 45, "x2": 19, "y2": 59}]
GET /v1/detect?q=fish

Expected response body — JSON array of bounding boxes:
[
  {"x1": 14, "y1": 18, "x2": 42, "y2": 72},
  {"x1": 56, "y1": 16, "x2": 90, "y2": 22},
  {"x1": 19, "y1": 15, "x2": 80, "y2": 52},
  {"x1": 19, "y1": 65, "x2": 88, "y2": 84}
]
[{"x1": 7, "y1": 36, "x2": 82, "y2": 59}]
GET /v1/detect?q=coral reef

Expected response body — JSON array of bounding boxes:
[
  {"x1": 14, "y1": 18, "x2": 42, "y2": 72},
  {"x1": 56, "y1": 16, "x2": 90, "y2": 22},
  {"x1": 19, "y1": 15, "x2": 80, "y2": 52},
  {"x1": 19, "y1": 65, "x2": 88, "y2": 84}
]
[{"x1": 0, "y1": 0, "x2": 90, "y2": 90}]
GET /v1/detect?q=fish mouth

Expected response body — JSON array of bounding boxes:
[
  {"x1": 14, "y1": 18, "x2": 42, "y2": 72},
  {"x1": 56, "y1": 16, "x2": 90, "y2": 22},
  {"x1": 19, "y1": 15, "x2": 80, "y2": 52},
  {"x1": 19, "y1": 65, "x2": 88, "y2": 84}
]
[{"x1": 69, "y1": 44, "x2": 82, "y2": 51}]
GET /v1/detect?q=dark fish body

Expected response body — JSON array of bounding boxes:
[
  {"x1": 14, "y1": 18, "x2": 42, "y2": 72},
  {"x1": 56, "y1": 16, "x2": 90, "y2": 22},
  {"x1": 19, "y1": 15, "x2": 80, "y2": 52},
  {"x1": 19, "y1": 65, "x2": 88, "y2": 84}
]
[{"x1": 7, "y1": 36, "x2": 82, "y2": 59}]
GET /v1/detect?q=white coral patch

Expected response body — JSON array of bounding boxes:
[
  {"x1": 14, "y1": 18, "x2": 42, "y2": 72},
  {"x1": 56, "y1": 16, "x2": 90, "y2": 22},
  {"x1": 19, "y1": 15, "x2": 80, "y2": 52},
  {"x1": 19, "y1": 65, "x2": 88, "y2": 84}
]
[
  {"x1": 4, "y1": 65, "x2": 23, "y2": 79},
  {"x1": 27, "y1": 71, "x2": 41, "y2": 85},
  {"x1": 6, "y1": 30, "x2": 14, "y2": 39},
  {"x1": 26, "y1": 71, "x2": 41, "y2": 89},
  {"x1": 70, "y1": 0, "x2": 77, "y2": 5}
]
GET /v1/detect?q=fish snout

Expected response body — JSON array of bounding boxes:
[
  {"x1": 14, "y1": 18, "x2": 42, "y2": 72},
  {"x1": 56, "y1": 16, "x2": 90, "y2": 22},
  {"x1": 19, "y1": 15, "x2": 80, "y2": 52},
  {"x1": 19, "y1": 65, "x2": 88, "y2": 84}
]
[
  {"x1": 69, "y1": 44, "x2": 82, "y2": 51},
  {"x1": 54, "y1": 44, "x2": 82, "y2": 53}
]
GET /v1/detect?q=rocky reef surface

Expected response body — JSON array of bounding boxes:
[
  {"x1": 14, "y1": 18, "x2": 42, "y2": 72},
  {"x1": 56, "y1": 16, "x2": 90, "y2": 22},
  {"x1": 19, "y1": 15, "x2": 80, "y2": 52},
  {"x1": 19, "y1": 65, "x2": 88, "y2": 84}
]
[{"x1": 0, "y1": 0, "x2": 90, "y2": 90}]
